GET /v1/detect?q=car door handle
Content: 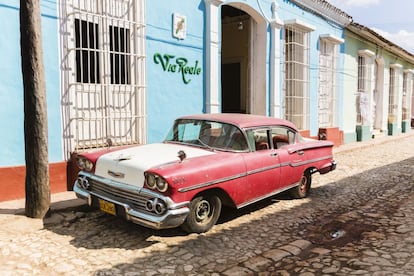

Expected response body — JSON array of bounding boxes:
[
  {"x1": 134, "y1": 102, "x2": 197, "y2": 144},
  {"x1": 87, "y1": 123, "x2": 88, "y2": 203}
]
[
  {"x1": 297, "y1": 150, "x2": 304, "y2": 156},
  {"x1": 270, "y1": 152, "x2": 278, "y2": 157}
]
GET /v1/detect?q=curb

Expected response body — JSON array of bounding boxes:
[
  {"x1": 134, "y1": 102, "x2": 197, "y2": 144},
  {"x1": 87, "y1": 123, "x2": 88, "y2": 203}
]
[
  {"x1": 333, "y1": 131, "x2": 414, "y2": 154},
  {"x1": 0, "y1": 191, "x2": 86, "y2": 216}
]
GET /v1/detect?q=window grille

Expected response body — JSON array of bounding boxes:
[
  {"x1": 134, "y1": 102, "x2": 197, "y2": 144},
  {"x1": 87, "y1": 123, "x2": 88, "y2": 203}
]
[
  {"x1": 60, "y1": 0, "x2": 146, "y2": 157},
  {"x1": 110, "y1": 25, "x2": 131, "y2": 84},
  {"x1": 356, "y1": 54, "x2": 372, "y2": 125},
  {"x1": 283, "y1": 26, "x2": 310, "y2": 130},
  {"x1": 75, "y1": 19, "x2": 100, "y2": 84},
  {"x1": 357, "y1": 56, "x2": 367, "y2": 92},
  {"x1": 318, "y1": 40, "x2": 339, "y2": 127},
  {"x1": 388, "y1": 67, "x2": 399, "y2": 123}
]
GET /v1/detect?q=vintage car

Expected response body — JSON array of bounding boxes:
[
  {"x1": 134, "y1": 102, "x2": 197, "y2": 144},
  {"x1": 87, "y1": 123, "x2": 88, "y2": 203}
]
[{"x1": 74, "y1": 113, "x2": 336, "y2": 233}]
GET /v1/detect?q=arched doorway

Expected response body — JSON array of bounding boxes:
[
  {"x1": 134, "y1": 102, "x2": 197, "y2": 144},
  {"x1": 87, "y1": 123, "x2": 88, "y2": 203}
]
[{"x1": 220, "y1": 4, "x2": 267, "y2": 115}]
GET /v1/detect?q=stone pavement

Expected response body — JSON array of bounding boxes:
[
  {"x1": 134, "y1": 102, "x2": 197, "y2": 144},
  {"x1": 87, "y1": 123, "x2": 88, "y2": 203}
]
[{"x1": 1, "y1": 131, "x2": 414, "y2": 275}]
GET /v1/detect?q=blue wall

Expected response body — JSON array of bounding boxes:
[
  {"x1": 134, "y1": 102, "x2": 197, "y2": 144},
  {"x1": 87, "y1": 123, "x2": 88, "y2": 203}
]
[
  {"x1": 0, "y1": 0, "x2": 347, "y2": 166},
  {"x1": 277, "y1": 0, "x2": 345, "y2": 136},
  {"x1": 0, "y1": 0, "x2": 61, "y2": 166},
  {"x1": 146, "y1": 0, "x2": 206, "y2": 143},
  {"x1": 146, "y1": 0, "x2": 346, "y2": 141}
]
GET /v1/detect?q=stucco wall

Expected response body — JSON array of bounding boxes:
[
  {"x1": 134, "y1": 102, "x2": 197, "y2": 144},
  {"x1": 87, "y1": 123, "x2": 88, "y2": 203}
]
[
  {"x1": 145, "y1": 1, "x2": 206, "y2": 143},
  {"x1": 276, "y1": 0, "x2": 346, "y2": 136},
  {"x1": 342, "y1": 39, "x2": 359, "y2": 143},
  {"x1": 0, "y1": 0, "x2": 61, "y2": 166},
  {"x1": 145, "y1": 0, "x2": 346, "y2": 140},
  {"x1": 343, "y1": 29, "x2": 414, "y2": 143}
]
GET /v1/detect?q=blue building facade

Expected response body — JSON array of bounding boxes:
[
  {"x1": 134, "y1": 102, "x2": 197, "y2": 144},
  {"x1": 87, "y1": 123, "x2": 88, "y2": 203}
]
[
  {"x1": 144, "y1": 0, "x2": 350, "y2": 143},
  {"x1": 0, "y1": 0, "x2": 61, "y2": 166},
  {"x1": 0, "y1": 0, "x2": 353, "y2": 199}
]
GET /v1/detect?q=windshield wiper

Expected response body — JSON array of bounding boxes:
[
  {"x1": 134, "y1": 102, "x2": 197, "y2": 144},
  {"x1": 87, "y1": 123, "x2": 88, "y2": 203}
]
[{"x1": 197, "y1": 138, "x2": 214, "y2": 150}]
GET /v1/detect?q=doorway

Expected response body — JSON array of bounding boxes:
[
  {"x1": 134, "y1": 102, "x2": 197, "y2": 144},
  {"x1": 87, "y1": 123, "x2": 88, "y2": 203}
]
[
  {"x1": 222, "y1": 62, "x2": 242, "y2": 113},
  {"x1": 221, "y1": 5, "x2": 249, "y2": 113}
]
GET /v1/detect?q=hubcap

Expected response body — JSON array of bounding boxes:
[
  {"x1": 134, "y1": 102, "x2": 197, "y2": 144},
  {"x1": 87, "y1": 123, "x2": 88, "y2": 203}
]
[{"x1": 195, "y1": 199, "x2": 211, "y2": 222}]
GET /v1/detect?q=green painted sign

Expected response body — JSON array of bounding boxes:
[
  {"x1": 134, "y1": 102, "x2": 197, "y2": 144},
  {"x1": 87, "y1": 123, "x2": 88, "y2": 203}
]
[{"x1": 153, "y1": 53, "x2": 202, "y2": 84}]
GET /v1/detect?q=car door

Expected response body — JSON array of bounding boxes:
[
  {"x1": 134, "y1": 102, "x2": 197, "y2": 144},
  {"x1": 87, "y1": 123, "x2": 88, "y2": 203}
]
[
  {"x1": 271, "y1": 127, "x2": 305, "y2": 187},
  {"x1": 238, "y1": 128, "x2": 281, "y2": 206}
]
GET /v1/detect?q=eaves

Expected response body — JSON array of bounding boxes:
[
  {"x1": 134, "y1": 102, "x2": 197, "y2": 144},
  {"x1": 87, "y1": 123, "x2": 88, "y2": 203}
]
[
  {"x1": 348, "y1": 22, "x2": 414, "y2": 65},
  {"x1": 290, "y1": 0, "x2": 352, "y2": 26}
]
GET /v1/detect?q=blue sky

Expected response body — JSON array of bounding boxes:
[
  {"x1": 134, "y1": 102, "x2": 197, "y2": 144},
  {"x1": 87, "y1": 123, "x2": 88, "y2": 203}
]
[{"x1": 327, "y1": 0, "x2": 414, "y2": 54}]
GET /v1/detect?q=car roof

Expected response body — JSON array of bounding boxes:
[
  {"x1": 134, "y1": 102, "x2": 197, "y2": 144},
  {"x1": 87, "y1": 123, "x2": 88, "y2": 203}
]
[{"x1": 178, "y1": 113, "x2": 298, "y2": 130}]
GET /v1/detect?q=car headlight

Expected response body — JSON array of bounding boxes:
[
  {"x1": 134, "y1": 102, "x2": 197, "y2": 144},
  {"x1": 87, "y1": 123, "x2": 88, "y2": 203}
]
[
  {"x1": 146, "y1": 174, "x2": 156, "y2": 189},
  {"x1": 145, "y1": 173, "x2": 169, "y2": 192},
  {"x1": 76, "y1": 156, "x2": 94, "y2": 172},
  {"x1": 156, "y1": 177, "x2": 168, "y2": 193}
]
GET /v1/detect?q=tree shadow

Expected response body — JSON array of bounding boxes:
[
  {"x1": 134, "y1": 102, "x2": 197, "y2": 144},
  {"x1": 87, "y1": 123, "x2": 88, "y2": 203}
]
[{"x1": 43, "y1": 156, "x2": 414, "y2": 274}]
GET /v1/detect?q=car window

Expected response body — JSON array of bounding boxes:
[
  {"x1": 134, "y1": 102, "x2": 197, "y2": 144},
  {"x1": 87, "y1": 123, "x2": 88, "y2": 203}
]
[
  {"x1": 271, "y1": 127, "x2": 297, "y2": 148},
  {"x1": 166, "y1": 119, "x2": 202, "y2": 142},
  {"x1": 247, "y1": 129, "x2": 271, "y2": 151},
  {"x1": 165, "y1": 119, "x2": 248, "y2": 151}
]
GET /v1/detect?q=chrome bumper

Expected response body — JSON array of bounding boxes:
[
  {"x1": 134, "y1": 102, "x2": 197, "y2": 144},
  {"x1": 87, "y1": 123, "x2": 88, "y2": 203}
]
[
  {"x1": 318, "y1": 160, "x2": 337, "y2": 174},
  {"x1": 74, "y1": 174, "x2": 190, "y2": 230},
  {"x1": 331, "y1": 160, "x2": 337, "y2": 171}
]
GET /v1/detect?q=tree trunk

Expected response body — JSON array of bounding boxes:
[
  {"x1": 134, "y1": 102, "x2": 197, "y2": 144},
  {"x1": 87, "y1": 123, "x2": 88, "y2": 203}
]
[{"x1": 20, "y1": 0, "x2": 50, "y2": 218}]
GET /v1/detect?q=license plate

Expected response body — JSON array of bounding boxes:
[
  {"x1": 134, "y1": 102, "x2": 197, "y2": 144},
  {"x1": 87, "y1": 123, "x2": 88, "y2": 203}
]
[{"x1": 99, "y1": 199, "x2": 116, "y2": 216}]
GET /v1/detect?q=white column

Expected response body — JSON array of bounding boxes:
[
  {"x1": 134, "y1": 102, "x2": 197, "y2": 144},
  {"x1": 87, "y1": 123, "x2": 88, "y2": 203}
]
[
  {"x1": 403, "y1": 69, "x2": 412, "y2": 126},
  {"x1": 204, "y1": 0, "x2": 221, "y2": 113},
  {"x1": 269, "y1": 1, "x2": 283, "y2": 118},
  {"x1": 392, "y1": 64, "x2": 403, "y2": 128},
  {"x1": 410, "y1": 70, "x2": 414, "y2": 122}
]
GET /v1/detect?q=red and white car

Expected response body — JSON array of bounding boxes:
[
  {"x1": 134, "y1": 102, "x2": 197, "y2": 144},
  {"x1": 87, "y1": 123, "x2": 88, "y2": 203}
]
[{"x1": 74, "y1": 113, "x2": 336, "y2": 233}]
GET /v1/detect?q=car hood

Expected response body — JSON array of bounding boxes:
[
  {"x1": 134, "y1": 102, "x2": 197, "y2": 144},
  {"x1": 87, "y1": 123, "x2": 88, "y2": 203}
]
[{"x1": 94, "y1": 143, "x2": 215, "y2": 187}]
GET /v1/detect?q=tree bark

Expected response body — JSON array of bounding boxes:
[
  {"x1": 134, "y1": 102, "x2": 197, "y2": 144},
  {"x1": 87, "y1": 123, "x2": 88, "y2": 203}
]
[{"x1": 20, "y1": 0, "x2": 50, "y2": 218}]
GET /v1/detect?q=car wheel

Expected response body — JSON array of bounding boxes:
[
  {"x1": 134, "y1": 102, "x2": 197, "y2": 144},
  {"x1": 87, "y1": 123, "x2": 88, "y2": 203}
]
[
  {"x1": 181, "y1": 194, "x2": 222, "y2": 233},
  {"x1": 290, "y1": 170, "x2": 312, "y2": 199}
]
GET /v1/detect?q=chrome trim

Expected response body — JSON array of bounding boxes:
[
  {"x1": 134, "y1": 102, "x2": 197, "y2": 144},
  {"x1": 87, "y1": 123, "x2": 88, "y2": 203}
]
[
  {"x1": 290, "y1": 155, "x2": 334, "y2": 167},
  {"x1": 77, "y1": 175, "x2": 90, "y2": 189},
  {"x1": 331, "y1": 160, "x2": 337, "y2": 170},
  {"x1": 178, "y1": 163, "x2": 291, "y2": 193},
  {"x1": 246, "y1": 163, "x2": 283, "y2": 175},
  {"x1": 237, "y1": 182, "x2": 299, "y2": 209},
  {"x1": 178, "y1": 172, "x2": 247, "y2": 192},
  {"x1": 178, "y1": 155, "x2": 333, "y2": 193},
  {"x1": 107, "y1": 170, "x2": 125, "y2": 178},
  {"x1": 74, "y1": 172, "x2": 190, "y2": 230},
  {"x1": 319, "y1": 160, "x2": 337, "y2": 174},
  {"x1": 287, "y1": 143, "x2": 333, "y2": 154}
]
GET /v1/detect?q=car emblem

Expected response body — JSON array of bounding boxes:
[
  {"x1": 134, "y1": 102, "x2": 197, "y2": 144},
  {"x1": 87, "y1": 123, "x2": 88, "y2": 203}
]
[
  {"x1": 114, "y1": 154, "x2": 131, "y2": 162},
  {"x1": 108, "y1": 170, "x2": 125, "y2": 178}
]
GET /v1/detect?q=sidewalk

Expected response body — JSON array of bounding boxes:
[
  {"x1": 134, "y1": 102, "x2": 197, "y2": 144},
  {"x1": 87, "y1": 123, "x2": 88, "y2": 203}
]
[
  {"x1": 0, "y1": 191, "x2": 86, "y2": 235},
  {"x1": 1, "y1": 131, "x2": 413, "y2": 215},
  {"x1": 333, "y1": 130, "x2": 414, "y2": 154},
  {"x1": 0, "y1": 190, "x2": 84, "y2": 215}
]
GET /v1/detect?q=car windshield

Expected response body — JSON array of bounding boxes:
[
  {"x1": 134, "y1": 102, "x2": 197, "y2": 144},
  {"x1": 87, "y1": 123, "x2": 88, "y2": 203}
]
[{"x1": 165, "y1": 119, "x2": 249, "y2": 151}]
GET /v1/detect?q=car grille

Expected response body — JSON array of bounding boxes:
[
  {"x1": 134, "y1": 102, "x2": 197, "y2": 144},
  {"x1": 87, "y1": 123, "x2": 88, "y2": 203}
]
[{"x1": 88, "y1": 178, "x2": 152, "y2": 214}]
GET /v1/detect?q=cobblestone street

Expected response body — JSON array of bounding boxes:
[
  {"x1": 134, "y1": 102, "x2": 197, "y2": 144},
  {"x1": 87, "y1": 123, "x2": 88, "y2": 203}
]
[{"x1": 1, "y1": 133, "x2": 414, "y2": 275}]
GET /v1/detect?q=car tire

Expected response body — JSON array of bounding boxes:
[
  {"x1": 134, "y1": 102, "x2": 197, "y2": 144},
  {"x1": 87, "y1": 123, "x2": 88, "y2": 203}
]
[
  {"x1": 290, "y1": 170, "x2": 312, "y2": 199},
  {"x1": 181, "y1": 194, "x2": 222, "y2": 233}
]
